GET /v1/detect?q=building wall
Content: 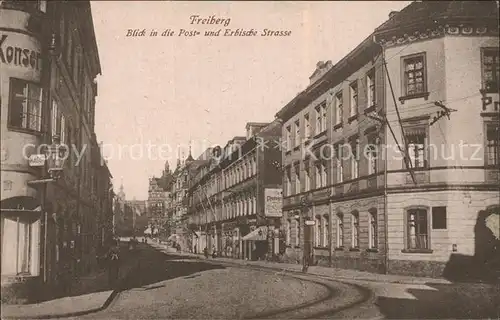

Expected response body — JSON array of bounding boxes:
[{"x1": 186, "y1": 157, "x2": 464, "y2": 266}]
[{"x1": 0, "y1": 5, "x2": 47, "y2": 304}]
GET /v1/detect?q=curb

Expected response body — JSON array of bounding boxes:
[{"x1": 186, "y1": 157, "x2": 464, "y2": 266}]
[
  {"x1": 2, "y1": 260, "x2": 141, "y2": 320},
  {"x1": 172, "y1": 252, "x2": 451, "y2": 286}
]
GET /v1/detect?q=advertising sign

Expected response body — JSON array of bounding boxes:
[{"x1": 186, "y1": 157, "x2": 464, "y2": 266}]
[{"x1": 264, "y1": 188, "x2": 283, "y2": 217}]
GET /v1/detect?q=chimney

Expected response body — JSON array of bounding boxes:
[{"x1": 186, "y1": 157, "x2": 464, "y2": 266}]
[{"x1": 389, "y1": 11, "x2": 399, "y2": 19}]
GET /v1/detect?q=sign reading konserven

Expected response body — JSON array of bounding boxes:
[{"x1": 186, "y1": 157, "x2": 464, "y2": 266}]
[
  {"x1": 0, "y1": 34, "x2": 42, "y2": 71},
  {"x1": 264, "y1": 188, "x2": 283, "y2": 217}
]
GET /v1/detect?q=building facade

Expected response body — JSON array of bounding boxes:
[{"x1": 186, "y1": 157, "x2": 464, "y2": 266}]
[
  {"x1": 1, "y1": 0, "x2": 113, "y2": 303},
  {"x1": 276, "y1": 1, "x2": 499, "y2": 278},
  {"x1": 186, "y1": 121, "x2": 283, "y2": 260}
]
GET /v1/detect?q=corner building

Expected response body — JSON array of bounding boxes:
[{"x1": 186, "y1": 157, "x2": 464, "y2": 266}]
[
  {"x1": 277, "y1": 1, "x2": 499, "y2": 278},
  {"x1": 1, "y1": 1, "x2": 113, "y2": 303}
]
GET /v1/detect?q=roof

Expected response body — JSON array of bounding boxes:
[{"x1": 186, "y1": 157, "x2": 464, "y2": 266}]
[
  {"x1": 375, "y1": 1, "x2": 499, "y2": 35},
  {"x1": 275, "y1": 34, "x2": 377, "y2": 121}
]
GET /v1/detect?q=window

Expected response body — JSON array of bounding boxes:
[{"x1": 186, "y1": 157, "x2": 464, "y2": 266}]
[
  {"x1": 60, "y1": 114, "x2": 66, "y2": 144},
  {"x1": 368, "y1": 210, "x2": 378, "y2": 249},
  {"x1": 481, "y1": 48, "x2": 499, "y2": 93},
  {"x1": 367, "y1": 69, "x2": 376, "y2": 107},
  {"x1": 351, "y1": 212, "x2": 359, "y2": 248},
  {"x1": 337, "y1": 213, "x2": 344, "y2": 248},
  {"x1": 350, "y1": 138, "x2": 359, "y2": 179},
  {"x1": 294, "y1": 164, "x2": 301, "y2": 194},
  {"x1": 335, "y1": 92, "x2": 343, "y2": 125},
  {"x1": 315, "y1": 102, "x2": 327, "y2": 134},
  {"x1": 285, "y1": 126, "x2": 292, "y2": 151},
  {"x1": 51, "y1": 100, "x2": 59, "y2": 138},
  {"x1": 8, "y1": 79, "x2": 42, "y2": 132},
  {"x1": 335, "y1": 144, "x2": 344, "y2": 183},
  {"x1": 323, "y1": 215, "x2": 329, "y2": 247},
  {"x1": 407, "y1": 208, "x2": 429, "y2": 250},
  {"x1": 403, "y1": 53, "x2": 427, "y2": 96},
  {"x1": 405, "y1": 127, "x2": 427, "y2": 168},
  {"x1": 349, "y1": 81, "x2": 358, "y2": 116},
  {"x1": 485, "y1": 123, "x2": 499, "y2": 167},
  {"x1": 285, "y1": 166, "x2": 291, "y2": 196},
  {"x1": 315, "y1": 161, "x2": 327, "y2": 188},
  {"x1": 1, "y1": 216, "x2": 38, "y2": 276},
  {"x1": 304, "y1": 113, "x2": 311, "y2": 138},
  {"x1": 432, "y1": 206, "x2": 447, "y2": 230},
  {"x1": 367, "y1": 134, "x2": 379, "y2": 175},
  {"x1": 294, "y1": 120, "x2": 301, "y2": 147},
  {"x1": 315, "y1": 216, "x2": 321, "y2": 247},
  {"x1": 304, "y1": 161, "x2": 311, "y2": 192},
  {"x1": 286, "y1": 219, "x2": 291, "y2": 245},
  {"x1": 295, "y1": 218, "x2": 300, "y2": 246}
]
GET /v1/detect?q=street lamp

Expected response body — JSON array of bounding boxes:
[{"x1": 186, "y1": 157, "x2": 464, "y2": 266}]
[{"x1": 299, "y1": 195, "x2": 312, "y2": 273}]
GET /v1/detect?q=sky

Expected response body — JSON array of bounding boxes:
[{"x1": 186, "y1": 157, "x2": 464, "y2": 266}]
[{"x1": 90, "y1": 1, "x2": 412, "y2": 200}]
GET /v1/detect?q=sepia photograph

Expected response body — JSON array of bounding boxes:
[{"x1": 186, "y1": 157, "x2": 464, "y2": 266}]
[{"x1": 0, "y1": 0, "x2": 499, "y2": 319}]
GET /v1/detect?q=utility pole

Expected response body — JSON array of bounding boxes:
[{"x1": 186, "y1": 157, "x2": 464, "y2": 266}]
[{"x1": 383, "y1": 58, "x2": 417, "y2": 185}]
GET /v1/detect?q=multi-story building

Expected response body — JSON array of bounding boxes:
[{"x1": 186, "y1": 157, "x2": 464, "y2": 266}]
[
  {"x1": 276, "y1": 1, "x2": 499, "y2": 278},
  {"x1": 187, "y1": 121, "x2": 283, "y2": 260},
  {"x1": 1, "y1": 0, "x2": 113, "y2": 303}
]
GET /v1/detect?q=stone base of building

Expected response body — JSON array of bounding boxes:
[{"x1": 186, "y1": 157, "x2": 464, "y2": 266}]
[{"x1": 1, "y1": 276, "x2": 44, "y2": 304}]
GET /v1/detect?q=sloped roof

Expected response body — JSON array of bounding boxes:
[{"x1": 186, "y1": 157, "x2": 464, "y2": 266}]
[{"x1": 375, "y1": 1, "x2": 499, "y2": 35}]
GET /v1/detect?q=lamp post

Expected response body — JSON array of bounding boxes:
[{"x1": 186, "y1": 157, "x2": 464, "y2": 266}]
[{"x1": 300, "y1": 195, "x2": 312, "y2": 273}]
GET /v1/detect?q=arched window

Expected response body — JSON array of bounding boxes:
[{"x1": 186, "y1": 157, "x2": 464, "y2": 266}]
[
  {"x1": 368, "y1": 209, "x2": 378, "y2": 249},
  {"x1": 294, "y1": 217, "x2": 300, "y2": 247},
  {"x1": 323, "y1": 214, "x2": 329, "y2": 247},
  {"x1": 406, "y1": 207, "x2": 429, "y2": 250},
  {"x1": 314, "y1": 216, "x2": 321, "y2": 247},
  {"x1": 351, "y1": 211, "x2": 359, "y2": 248},
  {"x1": 337, "y1": 213, "x2": 344, "y2": 248}
]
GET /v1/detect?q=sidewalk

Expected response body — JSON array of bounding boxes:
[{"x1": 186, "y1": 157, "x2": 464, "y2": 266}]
[
  {"x1": 2, "y1": 242, "x2": 142, "y2": 320},
  {"x1": 154, "y1": 244, "x2": 453, "y2": 286}
]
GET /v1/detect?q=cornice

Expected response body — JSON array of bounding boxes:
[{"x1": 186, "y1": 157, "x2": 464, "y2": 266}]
[{"x1": 377, "y1": 24, "x2": 499, "y2": 48}]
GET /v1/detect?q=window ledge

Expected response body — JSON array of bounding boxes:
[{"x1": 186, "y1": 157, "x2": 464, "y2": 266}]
[
  {"x1": 294, "y1": 245, "x2": 300, "y2": 249},
  {"x1": 7, "y1": 126, "x2": 43, "y2": 136},
  {"x1": 349, "y1": 247, "x2": 360, "y2": 252},
  {"x1": 364, "y1": 105, "x2": 376, "y2": 114},
  {"x1": 348, "y1": 114, "x2": 359, "y2": 123},
  {"x1": 313, "y1": 246, "x2": 328, "y2": 250},
  {"x1": 333, "y1": 123, "x2": 343, "y2": 131},
  {"x1": 334, "y1": 247, "x2": 344, "y2": 251},
  {"x1": 401, "y1": 249, "x2": 433, "y2": 254},
  {"x1": 313, "y1": 131, "x2": 327, "y2": 139},
  {"x1": 399, "y1": 92, "x2": 430, "y2": 104},
  {"x1": 366, "y1": 248, "x2": 379, "y2": 253}
]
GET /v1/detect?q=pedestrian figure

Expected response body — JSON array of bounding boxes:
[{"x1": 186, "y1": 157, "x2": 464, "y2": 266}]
[
  {"x1": 212, "y1": 246, "x2": 217, "y2": 258},
  {"x1": 204, "y1": 246, "x2": 209, "y2": 258},
  {"x1": 107, "y1": 241, "x2": 121, "y2": 287}
]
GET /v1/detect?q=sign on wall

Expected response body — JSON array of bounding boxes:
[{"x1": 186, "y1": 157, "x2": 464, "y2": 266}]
[
  {"x1": 0, "y1": 34, "x2": 42, "y2": 71},
  {"x1": 264, "y1": 188, "x2": 283, "y2": 217}
]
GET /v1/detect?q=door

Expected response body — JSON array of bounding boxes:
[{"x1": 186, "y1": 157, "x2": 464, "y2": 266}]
[{"x1": 303, "y1": 224, "x2": 313, "y2": 265}]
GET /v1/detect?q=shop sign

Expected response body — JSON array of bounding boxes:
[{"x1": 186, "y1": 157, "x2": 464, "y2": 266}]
[
  {"x1": 0, "y1": 34, "x2": 42, "y2": 71},
  {"x1": 264, "y1": 188, "x2": 283, "y2": 217}
]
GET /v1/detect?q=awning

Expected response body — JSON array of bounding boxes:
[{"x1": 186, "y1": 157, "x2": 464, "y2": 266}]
[{"x1": 241, "y1": 226, "x2": 268, "y2": 241}]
